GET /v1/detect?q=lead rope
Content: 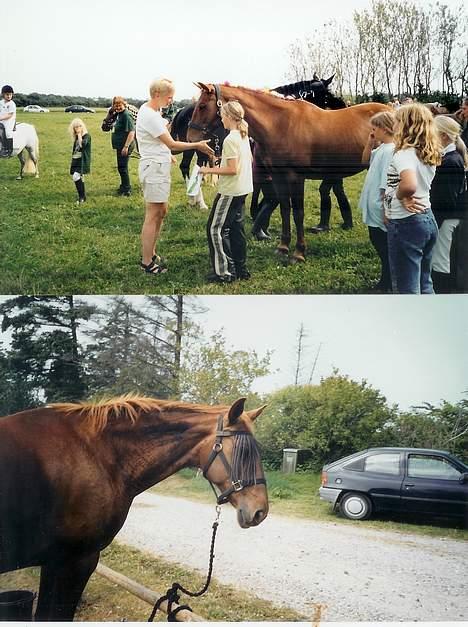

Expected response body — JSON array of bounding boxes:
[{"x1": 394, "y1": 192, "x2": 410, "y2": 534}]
[{"x1": 147, "y1": 505, "x2": 222, "y2": 622}]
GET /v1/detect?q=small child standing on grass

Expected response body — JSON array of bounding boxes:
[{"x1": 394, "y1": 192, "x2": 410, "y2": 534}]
[
  {"x1": 359, "y1": 110, "x2": 395, "y2": 293},
  {"x1": 69, "y1": 118, "x2": 91, "y2": 203},
  {"x1": 199, "y1": 101, "x2": 253, "y2": 283}
]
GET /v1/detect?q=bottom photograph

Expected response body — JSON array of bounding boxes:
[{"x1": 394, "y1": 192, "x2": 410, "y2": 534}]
[{"x1": 0, "y1": 294, "x2": 467, "y2": 624}]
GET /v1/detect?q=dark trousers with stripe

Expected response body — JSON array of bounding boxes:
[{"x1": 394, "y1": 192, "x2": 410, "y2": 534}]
[{"x1": 207, "y1": 193, "x2": 248, "y2": 277}]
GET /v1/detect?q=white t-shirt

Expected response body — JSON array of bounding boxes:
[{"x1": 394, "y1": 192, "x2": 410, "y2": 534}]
[
  {"x1": 217, "y1": 130, "x2": 253, "y2": 197},
  {"x1": 384, "y1": 147, "x2": 436, "y2": 219},
  {"x1": 136, "y1": 104, "x2": 171, "y2": 162},
  {"x1": 0, "y1": 99, "x2": 16, "y2": 137}
]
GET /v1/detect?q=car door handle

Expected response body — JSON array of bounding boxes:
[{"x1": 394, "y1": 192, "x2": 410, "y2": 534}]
[{"x1": 404, "y1": 483, "x2": 415, "y2": 488}]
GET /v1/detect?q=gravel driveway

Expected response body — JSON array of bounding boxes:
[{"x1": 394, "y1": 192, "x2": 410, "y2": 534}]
[{"x1": 116, "y1": 492, "x2": 467, "y2": 622}]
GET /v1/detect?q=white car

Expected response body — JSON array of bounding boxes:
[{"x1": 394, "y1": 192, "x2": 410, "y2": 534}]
[{"x1": 23, "y1": 104, "x2": 49, "y2": 113}]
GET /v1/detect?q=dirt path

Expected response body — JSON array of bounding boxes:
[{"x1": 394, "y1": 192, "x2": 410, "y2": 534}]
[{"x1": 116, "y1": 492, "x2": 468, "y2": 622}]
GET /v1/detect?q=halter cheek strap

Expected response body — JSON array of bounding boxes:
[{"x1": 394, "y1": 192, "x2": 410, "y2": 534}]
[
  {"x1": 202, "y1": 415, "x2": 266, "y2": 505},
  {"x1": 187, "y1": 84, "x2": 224, "y2": 152}
]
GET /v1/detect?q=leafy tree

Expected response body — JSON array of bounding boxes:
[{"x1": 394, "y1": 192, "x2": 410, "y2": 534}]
[
  {"x1": 179, "y1": 332, "x2": 271, "y2": 405},
  {"x1": 0, "y1": 296, "x2": 94, "y2": 406},
  {"x1": 256, "y1": 373, "x2": 397, "y2": 469},
  {"x1": 388, "y1": 398, "x2": 468, "y2": 461}
]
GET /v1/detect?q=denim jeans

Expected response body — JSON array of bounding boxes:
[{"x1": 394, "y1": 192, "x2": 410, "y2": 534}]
[{"x1": 387, "y1": 210, "x2": 439, "y2": 294}]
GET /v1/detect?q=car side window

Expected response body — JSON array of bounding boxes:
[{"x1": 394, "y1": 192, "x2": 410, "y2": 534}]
[
  {"x1": 363, "y1": 453, "x2": 401, "y2": 475},
  {"x1": 408, "y1": 455, "x2": 461, "y2": 480}
]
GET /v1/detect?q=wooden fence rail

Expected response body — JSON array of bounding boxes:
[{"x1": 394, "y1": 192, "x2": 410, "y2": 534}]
[{"x1": 95, "y1": 563, "x2": 206, "y2": 622}]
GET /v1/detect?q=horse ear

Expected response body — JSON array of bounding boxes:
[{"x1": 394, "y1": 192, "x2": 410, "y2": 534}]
[
  {"x1": 324, "y1": 74, "x2": 335, "y2": 87},
  {"x1": 246, "y1": 405, "x2": 267, "y2": 422},
  {"x1": 194, "y1": 82, "x2": 210, "y2": 92},
  {"x1": 227, "y1": 397, "x2": 247, "y2": 425}
]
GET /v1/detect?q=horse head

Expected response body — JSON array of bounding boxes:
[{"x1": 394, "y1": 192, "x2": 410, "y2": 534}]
[
  {"x1": 187, "y1": 83, "x2": 222, "y2": 143},
  {"x1": 198, "y1": 397, "x2": 269, "y2": 528}
]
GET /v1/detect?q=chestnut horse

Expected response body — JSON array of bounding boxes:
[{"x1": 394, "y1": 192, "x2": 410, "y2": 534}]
[
  {"x1": 188, "y1": 83, "x2": 389, "y2": 261},
  {"x1": 0, "y1": 395, "x2": 268, "y2": 621}
]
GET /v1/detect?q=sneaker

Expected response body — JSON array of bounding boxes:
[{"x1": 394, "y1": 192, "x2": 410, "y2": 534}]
[
  {"x1": 236, "y1": 268, "x2": 251, "y2": 280},
  {"x1": 206, "y1": 272, "x2": 235, "y2": 284}
]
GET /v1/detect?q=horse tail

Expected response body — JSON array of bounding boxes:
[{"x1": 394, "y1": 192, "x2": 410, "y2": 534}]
[{"x1": 23, "y1": 129, "x2": 39, "y2": 175}]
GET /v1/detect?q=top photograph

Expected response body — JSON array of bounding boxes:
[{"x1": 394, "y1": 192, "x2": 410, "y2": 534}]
[{"x1": 0, "y1": 0, "x2": 467, "y2": 295}]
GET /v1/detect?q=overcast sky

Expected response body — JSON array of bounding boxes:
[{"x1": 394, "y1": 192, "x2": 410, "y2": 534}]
[
  {"x1": 196, "y1": 295, "x2": 468, "y2": 411},
  {"x1": 4, "y1": 0, "x2": 462, "y2": 101}
]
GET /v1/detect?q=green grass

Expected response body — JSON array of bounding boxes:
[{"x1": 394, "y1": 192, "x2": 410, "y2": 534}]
[
  {"x1": 0, "y1": 542, "x2": 306, "y2": 622},
  {"x1": 0, "y1": 110, "x2": 380, "y2": 294},
  {"x1": 153, "y1": 469, "x2": 468, "y2": 541}
]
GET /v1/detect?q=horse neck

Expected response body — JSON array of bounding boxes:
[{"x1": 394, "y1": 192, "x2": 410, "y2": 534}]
[
  {"x1": 221, "y1": 86, "x2": 280, "y2": 141},
  {"x1": 105, "y1": 408, "x2": 218, "y2": 497}
]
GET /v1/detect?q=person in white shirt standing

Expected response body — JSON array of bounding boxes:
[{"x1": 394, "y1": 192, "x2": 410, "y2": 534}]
[
  {"x1": 384, "y1": 104, "x2": 440, "y2": 294},
  {"x1": 136, "y1": 78, "x2": 214, "y2": 276},
  {"x1": 200, "y1": 100, "x2": 253, "y2": 283},
  {"x1": 0, "y1": 85, "x2": 16, "y2": 157}
]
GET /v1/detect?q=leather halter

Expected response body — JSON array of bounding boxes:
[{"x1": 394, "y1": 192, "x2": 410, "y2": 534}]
[
  {"x1": 202, "y1": 415, "x2": 266, "y2": 505},
  {"x1": 187, "y1": 83, "x2": 224, "y2": 142}
]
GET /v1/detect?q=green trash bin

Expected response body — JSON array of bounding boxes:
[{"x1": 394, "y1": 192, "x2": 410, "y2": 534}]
[{"x1": 0, "y1": 590, "x2": 35, "y2": 621}]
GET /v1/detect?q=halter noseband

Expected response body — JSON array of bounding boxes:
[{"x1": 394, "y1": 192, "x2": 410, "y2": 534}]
[
  {"x1": 202, "y1": 414, "x2": 266, "y2": 505},
  {"x1": 187, "y1": 84, "x2": 224, "y2": 148}
]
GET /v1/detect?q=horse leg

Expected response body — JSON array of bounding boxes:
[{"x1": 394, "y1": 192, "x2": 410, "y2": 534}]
[
  {"x1": 180, "y1": 150, "x2": 193, "y2": 181},
  {"x1": 272, "y1": 172, "x2": 291, "y2": 257},
  {"x1": 250, "y1": 182, "x2": 261, "y2": 220},
  {"x1": 28, "y1": 145, "x2": 40, "y2": 178},
  {"x1": 16, "y1": 151, "x2": 25, "y2": 180},
  {"x1": 290, "y1": 176, "x2": 307, "y2": 262},
  {"x1": 35, "y1": 550, "x2": 100, "y2": 621}
]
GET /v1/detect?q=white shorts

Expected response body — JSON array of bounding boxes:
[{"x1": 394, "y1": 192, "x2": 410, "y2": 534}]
[{"x1": 139, "y1": 160, "x2": 171, "y2": 203}]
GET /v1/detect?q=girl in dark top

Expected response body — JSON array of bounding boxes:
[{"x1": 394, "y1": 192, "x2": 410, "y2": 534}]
[
  {"x1": 430, "y1": 115, "x2": 467, "y2": 292},
  {"x1": 102, "y1": 96, "x2": 135, "y2": 196},
  {"x1": 69, "y1": 118, "x2": 91, "y2": 203}
]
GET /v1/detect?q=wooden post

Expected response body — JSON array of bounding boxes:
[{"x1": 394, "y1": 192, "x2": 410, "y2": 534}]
[{"x1": 95, "y1": 563, "x2": 206, "y2": 622}]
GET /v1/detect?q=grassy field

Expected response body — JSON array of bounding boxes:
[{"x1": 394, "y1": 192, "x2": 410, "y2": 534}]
[
  {"x1": 0, "y1": 110, "x2": 380, "y2": 295},
  {"x1": 0, "y1": 542, "x2": 306, "y2": 622}
]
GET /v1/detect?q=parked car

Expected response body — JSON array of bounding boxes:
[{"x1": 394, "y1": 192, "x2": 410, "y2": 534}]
[
  {"x1": 64, "y1": 105, "x2": 95, "y2": 113},
  {"x1": 23, "y1": 104, "x2": 49, "y2": 113},
  {"x1": 319, "y1": 447, "x2": 468, "y2": 522}
]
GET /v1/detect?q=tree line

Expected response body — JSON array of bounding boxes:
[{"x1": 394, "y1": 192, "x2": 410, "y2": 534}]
[
  {"x1": 13, "y1": 93, "x2": 193, "y2": 111},
  {"x1": 288, "y1": 0, "x2": 467, "y2": 105},
  {"x1": 1, "y1": 296, "x2": 466, "y2": 468}
]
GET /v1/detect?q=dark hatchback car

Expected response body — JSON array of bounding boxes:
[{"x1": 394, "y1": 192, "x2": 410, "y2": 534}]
[
  {"x1": 65, "y1": 105, "x2": 95, "y2": 113},
  {"x1": 319, "y1": 447, "x2": 468, "y2": 523}
]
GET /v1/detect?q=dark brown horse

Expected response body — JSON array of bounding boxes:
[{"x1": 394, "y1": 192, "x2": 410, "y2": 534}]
[
  {"x1": 0, "y1": 395, "x2": 268, "y2": 621},
  {"x1": 188, "y1": 82, "x2": 389, "y2": 261}
]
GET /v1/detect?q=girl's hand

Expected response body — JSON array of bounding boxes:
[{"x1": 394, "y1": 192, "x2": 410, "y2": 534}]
[
  {"x1": 199, "y1": 166, "x2": 209, "y2": 175},
  {"x1": 121, "y1": 146, "x2": 128, "y2": 155},
  {"x1": 401, "y1": 196, "x2": 426, "y2": 213},
  {"x1": 197, "y1": 140, "x2": 215, "y2": 157},
  {"x1": 171, "y1": 155, "x2": 178, "y2": 165}
]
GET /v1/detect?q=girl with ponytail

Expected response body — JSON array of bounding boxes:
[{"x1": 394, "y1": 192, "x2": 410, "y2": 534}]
[{"x1": 200, "y1": 100, "x2": 253, "y2": 283}]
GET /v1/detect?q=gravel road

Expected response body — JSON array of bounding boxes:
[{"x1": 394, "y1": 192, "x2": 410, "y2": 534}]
[{"x1": 116, "y1": 492, "x2": 467, "y2": 622}]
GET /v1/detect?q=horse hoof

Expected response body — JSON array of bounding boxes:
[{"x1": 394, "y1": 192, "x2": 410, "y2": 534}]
[
  {"x1": 291, "y1": 255, "x2": 306, "y2": 264},
  {"x1": 16, "y1": 176, "x2": 22, "y2": 181}
]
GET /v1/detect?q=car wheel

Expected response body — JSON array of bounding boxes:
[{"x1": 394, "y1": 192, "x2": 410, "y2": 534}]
[{"x1": 340, "y1": 492, "x2": 372, "y2": 520}]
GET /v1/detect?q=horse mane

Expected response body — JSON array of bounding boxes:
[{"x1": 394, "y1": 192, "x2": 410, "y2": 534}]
[{"x1": 50, "y1": 394, "x2": 228, "y2": 436}]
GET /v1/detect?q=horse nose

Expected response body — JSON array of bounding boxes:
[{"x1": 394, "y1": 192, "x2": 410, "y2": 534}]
[{"x1": 252, "y1": 508, "x2": 267, "y2": 526}]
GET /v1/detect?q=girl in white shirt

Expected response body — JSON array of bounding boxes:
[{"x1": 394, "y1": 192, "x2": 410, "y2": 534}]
[{"x1": 384, "y1": 104, "x2": 441, "y2": 294}]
